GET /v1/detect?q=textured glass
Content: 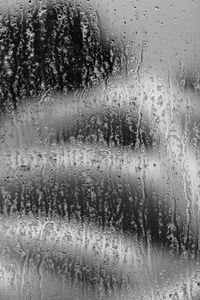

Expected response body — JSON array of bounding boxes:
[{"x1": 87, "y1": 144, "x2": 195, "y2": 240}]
[{"x1": 0, "y1": 0, "x2": 200, "y2": 299}]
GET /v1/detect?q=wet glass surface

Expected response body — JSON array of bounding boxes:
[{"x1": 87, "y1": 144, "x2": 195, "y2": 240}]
[{"x1": 1, "y1": 0, "x2": 200, "y2": 299}]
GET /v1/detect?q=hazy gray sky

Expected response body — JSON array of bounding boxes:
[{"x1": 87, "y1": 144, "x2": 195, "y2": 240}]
[{"x1": 90, "y1": 0, "x2": 200, "y2": 80}]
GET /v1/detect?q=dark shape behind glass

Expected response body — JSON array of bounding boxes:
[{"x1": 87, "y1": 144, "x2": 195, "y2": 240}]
[{"x1": 0, "y1": 1, "x2": 123, "y2": 110}]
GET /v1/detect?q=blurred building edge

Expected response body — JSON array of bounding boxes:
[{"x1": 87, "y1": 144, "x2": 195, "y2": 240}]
[{"x1": 0, "y1": 0, "x2": 125, "y2": 112}]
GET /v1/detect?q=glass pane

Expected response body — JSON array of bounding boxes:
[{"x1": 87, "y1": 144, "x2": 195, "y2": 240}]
[{"x1": 0, "y1": 0, "x2": 200, "y2": 299}]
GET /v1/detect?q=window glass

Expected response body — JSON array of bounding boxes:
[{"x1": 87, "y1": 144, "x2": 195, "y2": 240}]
[{"x1": 0, "y1": 0, "x2": 200, "y2": 299}]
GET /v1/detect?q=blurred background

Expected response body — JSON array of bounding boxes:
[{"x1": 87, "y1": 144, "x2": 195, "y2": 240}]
[{"x1": 0, "y1": 0, "x2": 200, "y2": 299}]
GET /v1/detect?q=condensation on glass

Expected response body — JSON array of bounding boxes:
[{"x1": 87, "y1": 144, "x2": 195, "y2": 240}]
[{"x1": 0, "y1": 0, "x2": 200, "y2": 299}]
